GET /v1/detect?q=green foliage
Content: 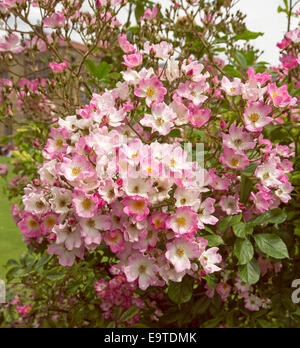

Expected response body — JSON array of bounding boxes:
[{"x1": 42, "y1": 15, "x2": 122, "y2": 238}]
[
  {"x1": 232, "y1": 30, "x2": 264, "y2": 41},
  {"x1": 238, "y1": 259, "x2": 260, "y2": 285},
  {"x1": 254, "y1": 234, "x2": 289, "y2": 259},
  {"x1": 222, "y1": 65, "x2": 243, "y2": 78},
  {"x1": 218, "y1": 214, "x2": 242, "y2": 233},
  {"x1": 232, "y1": 222, "x2": 253, "y2": 239},
  {"x1": 204, "y1": 234, "x2": 225, "y2": 247},
  {"x1": 234, "y1": 238, "x2": 254, "y2": 265},
  {"x1": 249, "y1": 208, "x2": 288, "y2": 227},
  {"x1": 0, "y1": 0, "x2": 299, "y2": 330},
  {"x1": 167, "y1": 276, "x2": 194, "y2": 304}
]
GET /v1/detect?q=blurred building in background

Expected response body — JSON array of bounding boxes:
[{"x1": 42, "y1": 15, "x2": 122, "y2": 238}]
[{"x1": 0, "y1": 38, "x2": 92, "y2": 138}]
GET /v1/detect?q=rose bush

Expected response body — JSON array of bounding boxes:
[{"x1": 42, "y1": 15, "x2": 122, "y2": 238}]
[{"x1": 0, "y1": 0, "x2": 299, "y2": 328}]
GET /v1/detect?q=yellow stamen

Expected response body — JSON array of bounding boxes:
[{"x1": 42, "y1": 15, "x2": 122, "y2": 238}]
[
  {"x1": 45, "y1": 217, "x2": 55, "y2": 227},
  {"x1": 176, "y1": 248, "x2": 185, "y2": 257},
  {"x1": 249, "y1": 113, "x2": 259, "y2": 122},
  {"x1": 231, "y1": 158, "x2": 239, "y2": 167},
  {"x1": 154, "y1": 219, "x2": 161, "y2": 228},
  {"x1": 29, "y1": 219, "x2": 38, "y2": 229},
  {"x1": 176, "y1": 217, "x2": 186, "y2": 227},
  {"x1": 55, "y1": 139, "x2": 64, "y2": 148},
  {"x1": 146, "y1": 87, "x2": 155, "y2": 97},
  {"x1": 82, "y1": 198, "x2": 92, "y2": 210},
  {"x1": 139, "y1": 265, "x2": 146, "y2": 273},
  {"x1": 72, "y1": 167, "x2": 81, "y2": 176},
  {"x1": 133, "y1": 200, "x2": 145, "y2": 210}
]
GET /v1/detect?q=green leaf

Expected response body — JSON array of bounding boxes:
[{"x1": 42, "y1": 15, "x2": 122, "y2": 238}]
[
  {"x1": 234, "y1": 51, "x2": 248, "y2": 70},
  {"x1": 107, "y1": 321, "x2": 116, "y2": 328},
  {"x1": 109, "y1": 72, "x2": 122, "y2": 79},
  {"x1": 84, "y1": 60, "x2": 112, "y2": 80},
  {"x1": 277, "y1": 5, "x2": 284, "y2": 13},
  {"x1": 218, "y1": 214, "x2": 242, "y2": 233},
  {"x1": 192, "y1": 297, "x2": 211, "y2": 316},
  {"x1": 233, "y1": 30, "x2": 264, "y2": 41},
  {"x1": 234, "y1": 238, "x2": 254, "y2": 265},
  {"x1": 6, "y1": 259, "x2": 19, "y2": 267},
  {"x1": 241, "y1": 163, "x2": 259, "y2": 177},
  {"x1": 132, "y1": 323, "x2": 150, "y2": 328},
  {"x1": 203, "y1": 274, "x2": 218, "y2": 287},
  {"x1": 240, "y1": 175, "x2": 253, "y2": 203},
  {"x1": 249, "y1": 208, "x2": 287, "y2": 226},
  {"x1": 45, "y1": 268, "x2": 65, "y2": 281},
  {"x1": 233, "y1": 222, "x2": 253, "y2": 238},
  {"x1": 238, "y1": 259, "x2": 260, "y2": 285},
  {"x1": 167, "y1": 129, "x2": 181, "y2": 138},
  {"x1": 222, "y1": 65, "x2": 243, "y2": 78},
  {"x1": 257, "y1": 318, "x2": 276, "y2": 328},
  {"x1": 168, "y1": 276, "x2": 194, "y2": 304},
  {"x1": 96, "y1": 61, "x2": 112, "y2": 79},
  {"x1": 253, "y1": 61, "x2": 269, "y2": 73},
  {"x1": 84, "y1": 59, "x2": 98, "y2": 77},
  {"x1": 204, "y1": 226, "x2": 215, "y2": 234},
  {"x1": 40, "y1": 56, "x2": 49, "y2": 65},
  {"x1": 135, "y1": 2, "x2": 145, "y2": 22},
  {"x1": 202, "y1": 316, "x2": 223, "y2": 328},
  {"x1": 294, "y1": 226, "x2": 300, "y2": 237},
  {"x1": 119, "y1": 306, "x2": 140, "y2": 323},
  {"x1": 254, "y1": 234, "x2": 289, "y2": 259},
  {"x1": 203, "y1": 234, "x2": 225, "y2": 247},
  {"x1": 244, "y1": 51, "x2": 256, "y2": 66},
  {"x1": 34, "y1": 254, "x2": 52, "y2": 270},
  {"x1": 129, "y1": 26, "x2": 139, "y2": 35}
]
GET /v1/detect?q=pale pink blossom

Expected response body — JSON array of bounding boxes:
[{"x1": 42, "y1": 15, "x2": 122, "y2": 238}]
[
  {"x1": 199, "y1": 247, "x2": 222, "y2": 274},
  {"x1": 166, "y1": 207, "x2": 198, "y2": 235},
  {"x1": 123, "y1": 52, "x2": 143, "y2": 68},
  {"x1": 118, "y1": 34, "x2": 135, "y2": 54},
  {"x1": 54, "y1": 223, "x2": 82, "y2": 251},
  {"x1": 222, "y1": 124, "x2": 255, "y2": 153},
  {"x1": 140, "y1": 102, "x2": 175, "y2": 135},
  {"x1": 243, "y1": 101, "x2": 273, "y2": 132},
  {"x1": 43, "y1": 11, "x2": 65, "y2": 28},
  {"x1": 48, "y1": 243, "x2": 84, "y2": 267},
  {"x1": 134, "y1": 76, "x2": 167, "y2": 107},
  {"x1": 73, "y1": 189, "x2": 98, "y2": 218},
  {"x1": 189, "y1": 107, "x2": 211, "y2": 128},
  {"x1": 124, "y1": 253, "x2": 158, "y2": 290},
  {"x1": 79, "y1": 214, "x2": 108, "y2": 245},
  {"x1": 104, "y1": 230, "x2": 124, "y2": 252},
  {"x1": 285, "y1": 28, "x2": 300, "y2": 43},
  {"x1": 219, "y1": 195, "x2": 241, "y2": 215},
  {"x1": 18, "y1": 213, "x2": 41, "y2": 238},
  {"x1": 0, "y1": 34, "x2": 23, "y2": 53},
  {"x1": 143, "y1": 41, "x2": 173, "y2": 60},
  {"x1": 49, "y1": 61, "x2": 69, "y2": 73},
  {"x1": 122, "y1": 196, "x2": 149, "y2": 221},
  {"x1": 255, "y1": 162, "x2": 282, "y2": 187},
  {"x1": 195, "y1": 198, "x2": 218, "y2": 229},
  {"x1": 166, "y1": 237, "x2": 201, "y2": 273},
  {"x1": 149, "y1": 212, "x2": 168, "y2": 230},
  {"x1": 216, "y1": 282, "x2": 232, "y2": 302},
  {"x1": 220, "y1": 147, "x2": 249, "y2": 170},
  {"x1": 244, "y1": 294, "x2": 262, "y2": 311},
  {"x1": 221, "y1": 76, "x2": 242, "y2": 96},
  {"x1": 267, "y1": 83, "x2": 297, "y2": 108}
]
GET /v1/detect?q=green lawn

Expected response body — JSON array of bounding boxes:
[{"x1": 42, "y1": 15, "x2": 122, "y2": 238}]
[{"x1": 0, "y1": 156, "x2": 26, "y2": 279}]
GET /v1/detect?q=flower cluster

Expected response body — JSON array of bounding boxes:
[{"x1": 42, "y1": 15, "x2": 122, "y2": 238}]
[
  {"x1": 13, "y1": 37, "x2": 296, "y2": 293},
  {"x1": 95, "y1": 270, "x2": 144, "y2": 325}
]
